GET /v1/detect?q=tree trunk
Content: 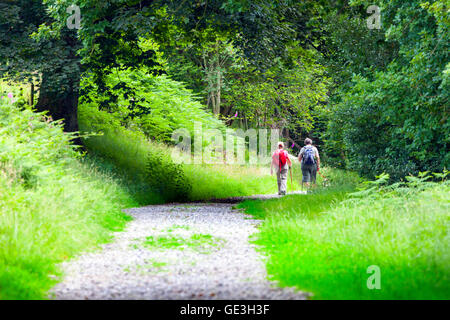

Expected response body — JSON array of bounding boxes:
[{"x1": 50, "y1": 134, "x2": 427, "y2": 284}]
[
  {"x1": 29, "y1": 82, "x2": 34, "y2": 106},
  {"x1": 36, "y1": 72, "x2": 81, "y2": 145},
  {"x1": 35, "y1": 32, "x2": 82, "y2": 145},
  {"x1": 210, "y1": 90, "x2": 216, "y2": 115},
  {"x1": 215, "y1": 68, "x2": 221, "y2": 115}
]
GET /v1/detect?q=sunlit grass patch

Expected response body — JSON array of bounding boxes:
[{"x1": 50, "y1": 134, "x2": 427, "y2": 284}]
[
  {"x1": 124, "y1": 259, "x2": 169, "y2": 275},
  {"x1": 164, "y1": 225, "x2": 191, "y2": 232},
  {"x1": 132, "y1": 233, "x2": 224, "y2": 254}
]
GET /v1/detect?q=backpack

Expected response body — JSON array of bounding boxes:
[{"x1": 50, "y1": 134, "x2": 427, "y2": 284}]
[
  {"x1": 273, "y1": 150, "x2": 288, "y2": 170},
  {"x1": 303, "y1": 146, "x2": 315, "y2": 165}
]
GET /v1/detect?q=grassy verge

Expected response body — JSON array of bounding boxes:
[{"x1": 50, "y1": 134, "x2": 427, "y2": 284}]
[
  {"x1": 237, "y1": 171, "x2": 450, "y2": 299},
  {"x1": 0, "y1": 98, "x2": 141, "y2": 299}
]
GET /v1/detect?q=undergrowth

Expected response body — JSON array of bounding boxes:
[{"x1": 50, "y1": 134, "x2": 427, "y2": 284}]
[{"x1": 0, "y1": 98, "x2": 138, "y2": 299}]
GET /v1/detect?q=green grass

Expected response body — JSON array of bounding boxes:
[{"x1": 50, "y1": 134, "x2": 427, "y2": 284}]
[
  {"x1": 237, "y1": 172, "x2": 450, "y2": 299},
  {"x1": 79, "y1": 102, "x2": 304, "y2": 202},
  {"x1": 0, "y1": 80, "x2": 291, "y2": 300},
  {"x1": 124, "y1": 259, "x2": 169, "y2": 275},
  {"x1": 164, "y1": 225, "x2": 191, "y2": 232},
  {"x1": 0, "y1": 98, "x2": 143, "y2": 299},
  {"x1": 137, "y1": 233, "x2": 224, "y2": 253}
]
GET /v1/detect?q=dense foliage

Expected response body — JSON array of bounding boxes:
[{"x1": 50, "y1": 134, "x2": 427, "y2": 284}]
[
  {"x1": 81, "y1": 70, "x2": 226, "y2": 143},
  {"x1": 0, "y1": 0, "x2": 81, "y2": 132},
  {"x1": 321, "y1": 0, "x2": 449, "y2": 179},
  {"x1": 1, "y1": 0, "x2": 447, "y2": 180}
]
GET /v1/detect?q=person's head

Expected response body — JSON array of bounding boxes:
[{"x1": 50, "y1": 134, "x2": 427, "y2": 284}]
[
  {"x1": 304, "y1": 138, "x2": 312, "y2": 145},
  {"x1": 278, "y1": 141, "x2": 284, "y2": 149}
]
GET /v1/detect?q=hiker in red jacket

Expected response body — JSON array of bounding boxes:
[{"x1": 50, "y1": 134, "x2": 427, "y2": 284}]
[{"x1": 271, "y1": 142, "x2": 292, "y2": 196}]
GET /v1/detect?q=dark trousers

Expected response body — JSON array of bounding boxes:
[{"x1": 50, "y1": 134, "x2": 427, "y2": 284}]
[{"x1": 301, "y1": 163, "x2": 317, "y2": 183}]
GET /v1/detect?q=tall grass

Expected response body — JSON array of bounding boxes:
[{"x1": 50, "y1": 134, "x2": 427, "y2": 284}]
[
  {"x1": 0, "y1": 98, "x2": 137, "y2": 299},
  {"x1": 79, "y1": 104, "x2": 165, "y2": 204},
  {"x1": 238, "y1": 171, "x2": 450, "y2": 299},
  {"x1": 79, "y1": 102, "x2": 304, "y2": 202}
]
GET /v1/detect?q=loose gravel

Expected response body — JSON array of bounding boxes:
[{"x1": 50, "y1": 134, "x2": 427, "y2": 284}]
[{"x1": 49, "y1": 202, "x2": 308, "y2": 300}]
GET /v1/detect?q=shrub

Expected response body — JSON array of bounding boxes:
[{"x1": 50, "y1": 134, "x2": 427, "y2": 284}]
[{"x1": 146, "y1": 149, "x2": 192, "y2": 202}]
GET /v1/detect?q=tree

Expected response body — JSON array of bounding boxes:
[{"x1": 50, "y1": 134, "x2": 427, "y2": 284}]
[
  {"x1": 323, "y1": 0, "x2": 449, "y2": 179},
  {"x1": 226, "y1": 45, "x2": 329, "y2": 135},
  {"x1": 2, "y1": 0, "x2": 342, "y2": 147},
  {"x1": 0, "y1": 0, "x2": 81, "y2": 134}
]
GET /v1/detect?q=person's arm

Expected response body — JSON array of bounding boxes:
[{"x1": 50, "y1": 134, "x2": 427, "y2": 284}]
[
  {"x1": 287, "y1": 154, "x2": 292, "y2": 167},
  {"x1": 298, "y1": 148, "x2": 303, "y2": 163}
]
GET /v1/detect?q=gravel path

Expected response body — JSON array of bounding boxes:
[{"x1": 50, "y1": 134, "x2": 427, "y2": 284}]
[
  {"x1": 201, "y1": 191, "x2": 307, "y2": 203},
  {"x1": 49, "y1": 202, "x2": 308, "y2": 300}
]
